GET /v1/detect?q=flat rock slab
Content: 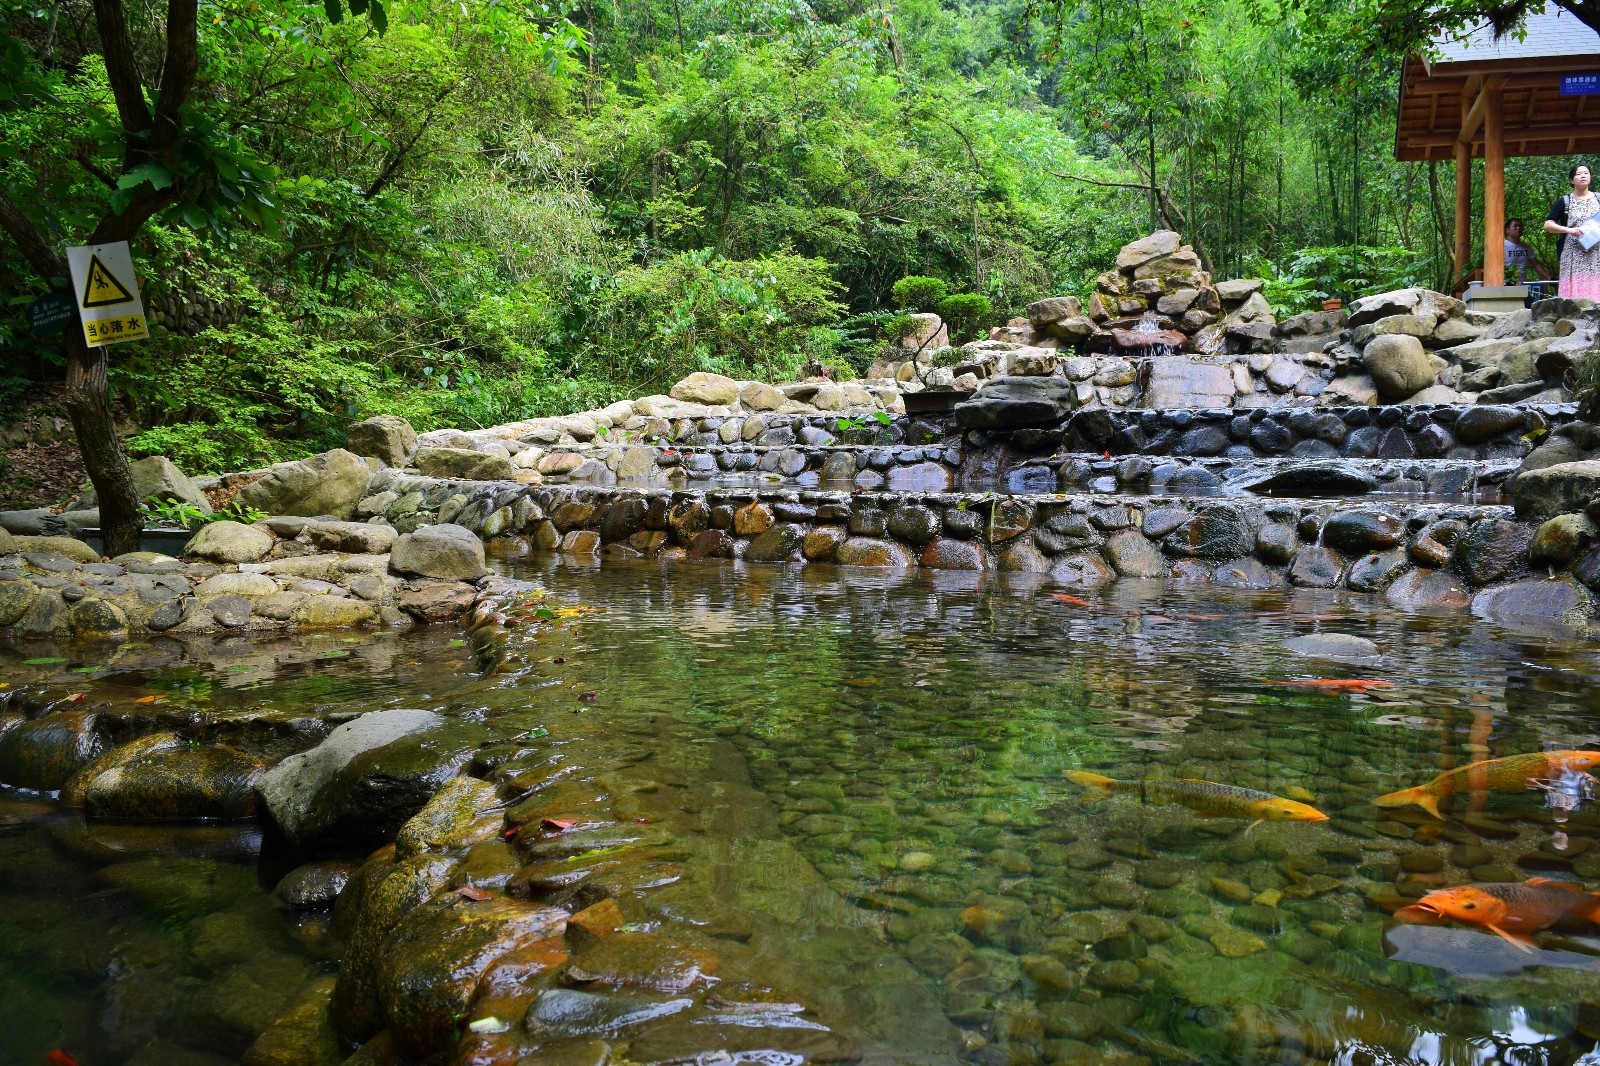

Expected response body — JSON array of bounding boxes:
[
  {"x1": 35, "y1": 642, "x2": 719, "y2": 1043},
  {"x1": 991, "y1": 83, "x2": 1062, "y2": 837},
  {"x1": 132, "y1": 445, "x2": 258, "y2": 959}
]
[{"x1": 1282, "y1": 633, "x2": 1380, "y2": 661}]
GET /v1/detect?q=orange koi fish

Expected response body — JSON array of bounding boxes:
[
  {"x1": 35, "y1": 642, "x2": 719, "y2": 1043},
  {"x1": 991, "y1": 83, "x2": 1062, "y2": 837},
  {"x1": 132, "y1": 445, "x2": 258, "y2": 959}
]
[
  {"x1": 46, "y1": 1052, "x2": 81, "y2": 1066},
  {"x1": 1049, "y1": 594, "x2": 1095, "y2": 607},
  {"x1": 1393, "y1": 877, "x2": 1600, "y2": 950},
  {"x1": 1375, "y1": 751, "x2": 1600, "y2": 820},
  {"x1": 1263, "y1": 678, "x2": 1394, "y2": 693},
  {"x1": 1064, "y1": 771, "x2": 1328, "y2": 824}
]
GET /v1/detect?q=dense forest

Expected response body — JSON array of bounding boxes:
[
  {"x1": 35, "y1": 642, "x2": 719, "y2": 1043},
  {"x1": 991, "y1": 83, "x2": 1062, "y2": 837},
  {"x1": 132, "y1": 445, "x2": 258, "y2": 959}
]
[{"x1": 0, "y1": 0, "x2": 1588, "y2": 473}]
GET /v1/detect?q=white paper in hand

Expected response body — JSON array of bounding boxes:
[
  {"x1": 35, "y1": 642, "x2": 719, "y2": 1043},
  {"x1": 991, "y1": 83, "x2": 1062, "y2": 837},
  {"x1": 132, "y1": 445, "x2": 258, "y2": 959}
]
[{"x1": 1579, "y1": 219, "x2": 1600, "y2": 252}]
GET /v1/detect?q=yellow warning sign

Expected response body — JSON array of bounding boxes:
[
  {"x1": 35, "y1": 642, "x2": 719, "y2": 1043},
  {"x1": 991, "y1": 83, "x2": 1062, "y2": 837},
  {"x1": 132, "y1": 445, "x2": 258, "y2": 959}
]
[
  {"x1": 81, "y1": 253, "x2": 136, "y2": 307},
  {"x1": 67, "y1": 242, "x2": 147, "y2": 347}
]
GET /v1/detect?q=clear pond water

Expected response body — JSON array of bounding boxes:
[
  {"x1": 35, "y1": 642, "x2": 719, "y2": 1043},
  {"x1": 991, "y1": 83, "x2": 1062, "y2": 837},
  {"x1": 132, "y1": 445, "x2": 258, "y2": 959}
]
[{"x1": 5, "y1": 555, "x2": 1600, "y2": 1065}]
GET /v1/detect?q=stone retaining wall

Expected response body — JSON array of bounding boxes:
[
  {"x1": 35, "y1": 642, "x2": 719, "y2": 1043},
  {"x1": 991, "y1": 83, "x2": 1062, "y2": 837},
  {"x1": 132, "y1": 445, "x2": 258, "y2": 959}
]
[{"x1": 371, "y1": 472, "x2": 1599, "y2": 630}]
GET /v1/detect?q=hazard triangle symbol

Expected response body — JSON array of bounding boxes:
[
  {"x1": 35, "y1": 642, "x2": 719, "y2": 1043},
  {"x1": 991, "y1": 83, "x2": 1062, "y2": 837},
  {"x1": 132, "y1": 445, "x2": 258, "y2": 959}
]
[{"x1": 81, "y1": 253, "x2": 135, "y2": 308}]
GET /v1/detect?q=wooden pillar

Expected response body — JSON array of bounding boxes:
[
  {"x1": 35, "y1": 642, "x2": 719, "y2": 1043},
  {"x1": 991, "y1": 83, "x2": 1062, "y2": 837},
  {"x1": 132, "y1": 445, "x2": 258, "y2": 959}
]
[
  {"x1": 1483, "y1": 75, "x2": 1506, "y2": 286},
  {"x1": 1453, "y1": 139, "x2": 1471, "y2": 288}
]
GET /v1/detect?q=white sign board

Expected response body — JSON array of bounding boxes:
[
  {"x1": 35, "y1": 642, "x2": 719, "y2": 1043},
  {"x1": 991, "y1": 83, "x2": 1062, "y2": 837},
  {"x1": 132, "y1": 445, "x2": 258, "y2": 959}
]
[{"x1": 66, "y1": 241, "x2": 147, "y2": 347}]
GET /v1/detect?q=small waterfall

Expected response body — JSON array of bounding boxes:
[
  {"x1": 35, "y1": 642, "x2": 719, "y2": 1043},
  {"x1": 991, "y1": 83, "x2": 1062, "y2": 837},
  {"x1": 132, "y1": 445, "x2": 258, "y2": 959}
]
[{"x1": 1135, "y1": 311, "x2": 1163, "y2": 334}]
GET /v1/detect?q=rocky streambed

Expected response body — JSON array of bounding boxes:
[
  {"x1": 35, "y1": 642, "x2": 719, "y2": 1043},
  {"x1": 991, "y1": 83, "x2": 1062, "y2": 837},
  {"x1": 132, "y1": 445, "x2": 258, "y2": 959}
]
[{"x1": 7, "y1": 556, "x2": 1600, "y2": 1065}]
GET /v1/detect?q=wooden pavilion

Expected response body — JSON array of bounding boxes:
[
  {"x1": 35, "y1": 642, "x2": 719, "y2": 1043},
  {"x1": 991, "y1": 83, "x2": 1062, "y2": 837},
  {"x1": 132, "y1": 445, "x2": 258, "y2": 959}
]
[{"x1": 1394, "y1": 6, "x2": 1600, "y2": 292}]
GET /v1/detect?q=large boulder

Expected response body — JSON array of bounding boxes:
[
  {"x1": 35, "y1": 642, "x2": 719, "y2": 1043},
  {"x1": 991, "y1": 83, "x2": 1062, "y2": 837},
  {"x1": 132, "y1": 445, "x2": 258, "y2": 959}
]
[
  {"x1": 1513, "y1": 461, "x2": 1600, "y2": 522},
  {"x1": 953, "y1": 377, "x2": 1079, "y2": 429},
  {"x1": 669, "y1": 372, "x2": 740, "y2": 406},
  {"x1": 390, "y1": 524, "x2": 486, "y2": 580},
  {"x1": 256, "y1": 708, "x2": 471, "y2": 848},
  {"x1": 1115, "y1": 231, "x2": 1181, "y2": 272},
  {"x1": 185, "y1": 520, "x2": 275, "y2": 563},
  {"x1": 1362, "y1": 335, "x2": 1435, "y2": 399},
  {"x1": 346, "y1": 415, "x2": 418, "y2": 467},
  {"x1": 0, "y1": 711, "x2": 103, "y2": 791},
  {"x1": 412, "y1": 448, "x2": 516, "y2": 482},
  {"x1": 84, "y1": 746, "x2": 265, "y2": 820},
  {"x1": 239, "y1": 449, "x2": 372, "y2": 520},
  {"x1": 82, "y1": 455, "x2": 210, "y2": 514}
]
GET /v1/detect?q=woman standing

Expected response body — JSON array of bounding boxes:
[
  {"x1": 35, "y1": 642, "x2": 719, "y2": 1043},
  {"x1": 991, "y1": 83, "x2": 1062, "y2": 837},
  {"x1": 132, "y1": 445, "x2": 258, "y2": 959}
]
[{"x1": 1545, "y1": 163, "x2": 1600, "y2": 300}]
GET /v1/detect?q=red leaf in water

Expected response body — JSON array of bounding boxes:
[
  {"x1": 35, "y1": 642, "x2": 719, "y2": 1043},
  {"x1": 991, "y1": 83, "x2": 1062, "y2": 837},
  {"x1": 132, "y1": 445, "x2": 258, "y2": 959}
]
[
  {"x1": 580, "y1": 692, "x2": 597, "y2": 703},
  {"x1": 552, "y1": 657, "x2": 566, "y2": 664},
  {"x1": 134, "y1": 695, "x2": 157, "y2": 703},
  {"x1": 541, "y1": 818, "x2": 577, "y2": 832},
  {"x1": 452, "y1": 885, "x2": 493, "y2": 902},
  {"x1": 64, "y1": 693, "x2": 83, "y2": 702},
  {"x1": 503, "y1": 826, "x2": 520, "y2": 840},
  {"x1": 47, "y1": 1051, "x2": 81, "y2": 1066}
]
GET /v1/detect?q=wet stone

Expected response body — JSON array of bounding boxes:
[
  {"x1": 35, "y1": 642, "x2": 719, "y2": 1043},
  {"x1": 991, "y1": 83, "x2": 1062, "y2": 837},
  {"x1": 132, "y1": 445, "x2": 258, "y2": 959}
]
[
  {"x1": 563, "y1": 932, "x2": 719, "y2": 992},
  {"x1": 524, "y1": 987, "x2": 693, "y2": 1037},
  {"x1": 84, "y1": 745, "x2": 265, "y2": 821},
  {"x1": 1321, "y1": 510, "x2": 1404, "y2": 553},
  {"x1": 1346, "y1": 550, "x2": 1410, "y2": 593},
  {"x1": 275, "y1": 860, "x2": 357, "y2": 908},
  {"x1": 1455, "y1": 518, "x2": 1534, "y2": 585}
]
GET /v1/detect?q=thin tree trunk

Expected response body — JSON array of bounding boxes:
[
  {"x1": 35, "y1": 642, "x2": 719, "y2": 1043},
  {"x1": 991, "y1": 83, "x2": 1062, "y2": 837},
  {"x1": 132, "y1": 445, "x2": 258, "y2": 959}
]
[{"x1": 62, "y1": 330, "x2": 142, "y2": 557}]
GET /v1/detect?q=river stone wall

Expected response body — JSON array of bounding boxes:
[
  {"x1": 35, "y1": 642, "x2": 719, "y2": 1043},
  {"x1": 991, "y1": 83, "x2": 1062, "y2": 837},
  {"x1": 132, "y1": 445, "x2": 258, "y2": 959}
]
[{"x1": 370, "y1": 472, "x2": 1600, "y2": 631}]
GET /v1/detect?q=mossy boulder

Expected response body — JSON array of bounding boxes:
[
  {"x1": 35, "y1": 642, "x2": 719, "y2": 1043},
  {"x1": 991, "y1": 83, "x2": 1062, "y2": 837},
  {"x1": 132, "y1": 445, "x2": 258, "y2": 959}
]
[
  {"x1": 60, "y1": 731, "x2": 187, "y2": 806},
  {"x1": 84, "y1": 745, "x2": 265, "y2": 820},
  {"x1": 393, "y1": 776, "x2": 502, "y2": 859},
  {"x1": 0, "y1": 710, "x2": 104, "y2": 790},
  {"x1": 377, "y1": 897, "x2": 569, "y2": 1055}
]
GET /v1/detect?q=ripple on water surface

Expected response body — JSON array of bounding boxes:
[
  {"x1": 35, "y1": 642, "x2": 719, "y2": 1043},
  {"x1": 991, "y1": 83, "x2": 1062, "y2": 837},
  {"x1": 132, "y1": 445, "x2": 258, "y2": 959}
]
[{"x1": 3, "y1": 555, "x2": 1600, "y2": 1064}]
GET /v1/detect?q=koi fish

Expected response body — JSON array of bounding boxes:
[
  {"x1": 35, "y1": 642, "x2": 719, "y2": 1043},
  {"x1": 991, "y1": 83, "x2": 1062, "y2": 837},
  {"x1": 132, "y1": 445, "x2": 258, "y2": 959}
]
[
  {"x1": 46, "y1": 1052, "x2": 80, "y2": 1066},
  {"x1": 1049, "y1": 594, "x2": 1095, "y2": 608},
  {"x1": 1393, "y1": 877, "x2": 1600, "y2": 951},
  {"x1": 1064, "y1": 771, "x2": 1329, "y2": 824},
  {"x1": 1374, "y1": 750, "x2": 1600, "y2": 820},
  {"x1": 1263, "y1": 678, "x2": 1394, "y2": 693}
]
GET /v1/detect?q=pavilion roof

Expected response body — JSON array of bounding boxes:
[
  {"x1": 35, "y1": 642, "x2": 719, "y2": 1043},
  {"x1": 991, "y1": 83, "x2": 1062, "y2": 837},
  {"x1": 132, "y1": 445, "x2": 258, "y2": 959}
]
[{"x1": 1394, "y1": 6, "x2": 1600, "y2": 162}]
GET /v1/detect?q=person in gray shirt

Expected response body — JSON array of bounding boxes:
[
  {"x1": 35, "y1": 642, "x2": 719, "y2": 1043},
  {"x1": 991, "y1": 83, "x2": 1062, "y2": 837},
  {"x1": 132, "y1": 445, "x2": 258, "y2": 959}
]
[{"x1": 1503, "y1": 218, "x2": 1549, "y2": 283}]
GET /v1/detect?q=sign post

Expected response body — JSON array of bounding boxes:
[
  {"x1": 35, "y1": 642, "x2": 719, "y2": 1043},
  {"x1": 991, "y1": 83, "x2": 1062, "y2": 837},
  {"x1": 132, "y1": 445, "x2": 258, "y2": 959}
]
[
  {"x1": 1560, "y1": 74, "x2": 1600, "y2": 96},
  {"x1": 65, "y1": 241, "x2": 147, "y2": 347}
]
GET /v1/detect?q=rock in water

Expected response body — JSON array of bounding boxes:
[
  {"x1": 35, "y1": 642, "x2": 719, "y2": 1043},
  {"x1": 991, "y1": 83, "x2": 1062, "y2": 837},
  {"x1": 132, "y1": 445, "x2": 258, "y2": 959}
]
[
  {"x1": 390, "y1": 524, "x2": 487, "y2": 580},
  {"x1": 377, "y1": 897, "x2": 569, "y2": 1056},
  {"x1": 84, "y1": 746, "x2": 265, "y2": 820},
  {"x1": 0, "y1": 710, "x2": 103, "y2": 791},
  {"x1": 255, "y1": 709, "x2": 442, "y2": 847}
]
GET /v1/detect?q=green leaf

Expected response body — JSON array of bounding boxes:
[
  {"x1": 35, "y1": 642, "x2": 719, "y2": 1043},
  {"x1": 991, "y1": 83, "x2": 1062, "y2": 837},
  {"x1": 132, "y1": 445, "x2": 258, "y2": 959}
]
[
  {"x1": 180, "y1": 203, "x2": 207, "y2": 228},
  {"x1": 22, "y1": 657, "x2": 68, "y2": 665},
  {"x1": 116, "y1": 162, "x2": 174, "y2": 191}
]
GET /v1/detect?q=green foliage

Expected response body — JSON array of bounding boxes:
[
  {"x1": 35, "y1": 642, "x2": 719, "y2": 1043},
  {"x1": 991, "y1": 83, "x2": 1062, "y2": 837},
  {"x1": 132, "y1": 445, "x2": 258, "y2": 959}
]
[
  {"x1": 935, "y1": 293, "x2": 993, "y2": 343},
  {"x1": 892, "y1": 276, "x2": 949, "y2": 313},
  {"x1": 583, "y1": 249, "x2": 845, "y2": 392},
  {"x1": 140, "y1": 498, "x2": 268, "y2": 529}
]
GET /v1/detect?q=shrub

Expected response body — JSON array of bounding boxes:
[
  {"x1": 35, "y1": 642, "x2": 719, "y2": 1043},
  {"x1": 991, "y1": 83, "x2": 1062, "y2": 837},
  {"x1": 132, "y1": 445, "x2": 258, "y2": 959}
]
[
  {"x1": 892, "y1": 275, "x2": 948, "y2": 312},
  {"x1": 936, "y1": 293, "x2": 993, "y2": 343}
]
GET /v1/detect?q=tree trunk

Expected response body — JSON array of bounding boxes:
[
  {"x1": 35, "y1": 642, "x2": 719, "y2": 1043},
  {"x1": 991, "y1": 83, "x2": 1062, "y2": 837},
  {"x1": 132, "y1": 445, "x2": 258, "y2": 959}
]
[{"x1": 62, "y1": 330, "x2": 142, "y2": 557}]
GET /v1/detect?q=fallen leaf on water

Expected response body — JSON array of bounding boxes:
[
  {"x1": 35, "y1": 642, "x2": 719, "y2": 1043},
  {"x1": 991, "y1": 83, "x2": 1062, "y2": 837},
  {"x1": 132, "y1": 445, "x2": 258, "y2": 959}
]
[
  {"x1": 541, "y1": 818, "x2": 577, "y2": 832},
  {"x1": 1262, "y1": 678, "x2": 1394, "y2": 693},
  {"x1": 503, "y1": 826, "x2": 520, "y2": 840},
  {"x1": 23, "y1": 657, "x2": 68, "y2": 666},
  {"x1": 451, "y1": 885, "x2": 493, "y2": 901},
  {"x1": 64, "y1": 693, "x2": 83, "y2": 702},
  {"x1": 317, "y1": 650, "x2": 350, "y2": 659},
  {"x1": 46, "y1": 1051, "x2": 81, "y2": 1066},
  {"x1": 134, "y1": 695, "x2": 158, "y2": 704},
  {"x1": 551, "y1": 657, "x2": 566, "y2": 664},
  {"x1": 579, "y1": 692, "x2": 597, "y2": 703},
  {"x1": 467, "y1": 1016, "x2": 507, "y2": 1034}
]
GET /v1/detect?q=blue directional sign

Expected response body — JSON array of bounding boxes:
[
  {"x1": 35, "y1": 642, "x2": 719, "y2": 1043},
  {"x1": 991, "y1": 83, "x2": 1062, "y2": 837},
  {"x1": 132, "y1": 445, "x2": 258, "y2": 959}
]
[{"x1": 1561, "y1": 74, "x2": 1600, "y2": 96}]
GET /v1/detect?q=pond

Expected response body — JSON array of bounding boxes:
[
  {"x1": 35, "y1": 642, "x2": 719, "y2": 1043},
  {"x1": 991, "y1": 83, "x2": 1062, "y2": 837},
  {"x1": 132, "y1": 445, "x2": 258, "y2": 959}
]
[{"x1": 5, "y1": 554, "x2": 1600, "y2": 1065}]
